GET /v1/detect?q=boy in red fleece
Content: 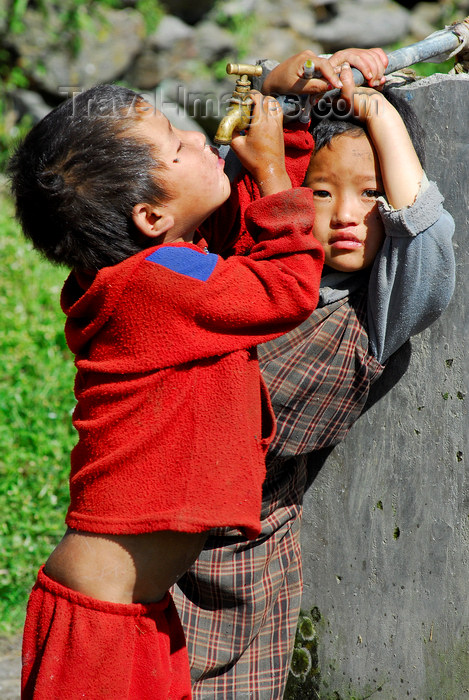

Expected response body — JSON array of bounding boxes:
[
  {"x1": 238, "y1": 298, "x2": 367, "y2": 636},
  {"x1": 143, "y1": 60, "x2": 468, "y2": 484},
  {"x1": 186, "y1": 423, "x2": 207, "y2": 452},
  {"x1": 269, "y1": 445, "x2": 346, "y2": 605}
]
[{"x1": 8, "y1": 69, "x2": 339, "y2": 697}]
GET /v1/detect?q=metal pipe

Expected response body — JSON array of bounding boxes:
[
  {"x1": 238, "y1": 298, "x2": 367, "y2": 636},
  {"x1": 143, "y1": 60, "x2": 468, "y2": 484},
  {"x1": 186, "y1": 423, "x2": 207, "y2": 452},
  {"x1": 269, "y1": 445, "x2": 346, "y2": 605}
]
[{"x1": 354, "y1": 24, "x2": 466, "y2": 86}]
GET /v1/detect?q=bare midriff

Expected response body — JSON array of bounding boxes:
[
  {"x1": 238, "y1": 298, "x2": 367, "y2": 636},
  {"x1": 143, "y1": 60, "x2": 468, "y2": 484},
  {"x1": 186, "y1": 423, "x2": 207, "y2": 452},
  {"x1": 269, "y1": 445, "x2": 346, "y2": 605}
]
[{"x1": 44, "y1": 527, "x2": 208, "y2": 604}]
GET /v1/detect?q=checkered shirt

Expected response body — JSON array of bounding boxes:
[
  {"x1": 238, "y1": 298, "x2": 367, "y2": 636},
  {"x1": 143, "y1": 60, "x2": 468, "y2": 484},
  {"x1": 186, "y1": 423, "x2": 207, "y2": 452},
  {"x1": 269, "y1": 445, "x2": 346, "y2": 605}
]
[{"x1": 258, "y1": 287, "x2": 385, "y2": 460}]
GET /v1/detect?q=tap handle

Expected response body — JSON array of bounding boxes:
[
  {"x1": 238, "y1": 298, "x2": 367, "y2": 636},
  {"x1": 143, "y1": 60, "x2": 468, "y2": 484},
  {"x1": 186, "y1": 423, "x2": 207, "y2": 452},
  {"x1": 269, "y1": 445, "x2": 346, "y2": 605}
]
[{"x1": 226, "y1": 63, "x2": 263, "y2": 77}]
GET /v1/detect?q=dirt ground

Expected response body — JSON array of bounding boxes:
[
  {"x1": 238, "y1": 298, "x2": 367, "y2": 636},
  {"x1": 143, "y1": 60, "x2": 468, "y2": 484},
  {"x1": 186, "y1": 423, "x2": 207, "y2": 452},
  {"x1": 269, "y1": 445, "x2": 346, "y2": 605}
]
[{"x1": 0, "y1": 635, "x2": 21, "y2": 700}]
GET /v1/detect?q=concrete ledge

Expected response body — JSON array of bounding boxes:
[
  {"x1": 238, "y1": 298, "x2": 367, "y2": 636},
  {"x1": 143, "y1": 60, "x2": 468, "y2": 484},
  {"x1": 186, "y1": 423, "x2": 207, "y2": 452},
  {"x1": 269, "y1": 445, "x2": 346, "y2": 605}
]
[{"x1": 300, "y1": 73, "x2": 469, "y2": 699}]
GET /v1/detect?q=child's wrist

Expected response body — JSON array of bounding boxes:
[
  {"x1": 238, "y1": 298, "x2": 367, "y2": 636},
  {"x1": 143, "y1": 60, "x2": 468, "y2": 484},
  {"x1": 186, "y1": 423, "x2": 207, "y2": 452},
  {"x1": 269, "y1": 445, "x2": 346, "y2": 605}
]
[
  {"x1": 254, "y1": 167, "x2": 291, "y2": 196},
  {"x1": 365, "y1": 100, "x2": 400, "y2": 133}
]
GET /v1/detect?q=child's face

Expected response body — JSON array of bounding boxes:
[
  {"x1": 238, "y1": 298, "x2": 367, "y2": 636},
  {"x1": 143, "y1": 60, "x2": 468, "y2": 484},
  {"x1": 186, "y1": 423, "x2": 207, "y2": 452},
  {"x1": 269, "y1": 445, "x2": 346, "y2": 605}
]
[
  {"x1": 134, "y1": 106, "x2": 231, "y2": 241},
  {"x1": 303, "y1": 132, "x2": 385, "y2": 272}
]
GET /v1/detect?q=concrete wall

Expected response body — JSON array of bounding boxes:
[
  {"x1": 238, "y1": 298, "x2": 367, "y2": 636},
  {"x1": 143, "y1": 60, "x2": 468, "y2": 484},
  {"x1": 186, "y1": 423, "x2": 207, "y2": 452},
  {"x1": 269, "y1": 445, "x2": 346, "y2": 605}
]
[{"x1": 300, "y1": 74, "x2": 469, "y2": 699}]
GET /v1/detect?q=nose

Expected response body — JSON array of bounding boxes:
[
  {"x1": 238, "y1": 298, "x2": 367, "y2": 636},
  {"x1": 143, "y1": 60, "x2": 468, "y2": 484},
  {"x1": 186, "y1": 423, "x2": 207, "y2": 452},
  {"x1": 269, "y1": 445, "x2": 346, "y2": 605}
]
[
  {"x1": 194, "y1": 130, "x2": 207, "y2": 147},
  {"x1": 331, "y1": 192, "x2": 360, "y2": 227},
  {"x1": 175, "y1": 127, "x2": 206, "y2": 148}
]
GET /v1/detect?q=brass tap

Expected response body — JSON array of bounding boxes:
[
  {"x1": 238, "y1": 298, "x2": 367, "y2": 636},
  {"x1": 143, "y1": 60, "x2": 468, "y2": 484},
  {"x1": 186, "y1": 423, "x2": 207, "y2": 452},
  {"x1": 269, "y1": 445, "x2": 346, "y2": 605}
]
[{"x1": 214, "y1": 63, "x2": 263, "y2": 145}]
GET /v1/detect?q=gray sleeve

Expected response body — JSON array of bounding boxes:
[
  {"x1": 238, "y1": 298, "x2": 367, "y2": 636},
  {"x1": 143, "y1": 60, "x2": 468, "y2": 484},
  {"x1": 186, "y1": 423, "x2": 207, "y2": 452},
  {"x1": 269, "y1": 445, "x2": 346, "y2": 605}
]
[{"x1": 367, "y1": 179, "x2": 455, "y2": 364}]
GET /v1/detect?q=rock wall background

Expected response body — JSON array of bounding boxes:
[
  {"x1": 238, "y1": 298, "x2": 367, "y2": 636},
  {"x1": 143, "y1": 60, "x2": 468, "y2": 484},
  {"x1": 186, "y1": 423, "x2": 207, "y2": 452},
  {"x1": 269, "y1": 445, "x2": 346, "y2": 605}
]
[{"x1": 1, "y1": 0, "x2": 468, "y2": 139}]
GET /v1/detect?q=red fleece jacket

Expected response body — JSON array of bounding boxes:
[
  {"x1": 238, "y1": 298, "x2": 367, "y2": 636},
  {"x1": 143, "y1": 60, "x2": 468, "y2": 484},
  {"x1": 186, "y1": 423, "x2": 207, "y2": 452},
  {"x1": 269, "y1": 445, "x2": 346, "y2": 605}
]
[{"x1": 62, "y1": 189, "x2": 323, "y2": 539}]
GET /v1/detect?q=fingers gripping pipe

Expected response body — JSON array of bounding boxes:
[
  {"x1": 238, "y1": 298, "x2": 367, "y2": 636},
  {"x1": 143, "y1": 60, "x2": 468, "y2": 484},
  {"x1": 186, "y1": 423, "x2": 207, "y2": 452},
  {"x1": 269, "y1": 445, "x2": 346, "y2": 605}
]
[{"x1": 294, "y1": 16, "x2": 469, "y2": 119}]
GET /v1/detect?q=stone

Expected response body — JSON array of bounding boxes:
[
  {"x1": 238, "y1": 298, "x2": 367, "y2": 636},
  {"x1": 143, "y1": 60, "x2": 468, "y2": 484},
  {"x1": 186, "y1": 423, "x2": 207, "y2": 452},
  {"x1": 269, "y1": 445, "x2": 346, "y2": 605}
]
[
  {"x1": 127, "y1": 17, "x2": 198, "y2": 90},
  {"x1": 11, "y1": 89, "x2": 50, "y2": 124},
  {"x1": 313, "y1": 0, "x2": 411, "y2": 49},
  {"x1": 193, "y1": 21, "x2": 237, "y2": 63},
  {"x1": 210, "y1": 0, "x2": 258, "y2": 20},
  {"x1": 9, "y1": 8, "x2": 145, "y2": 96},
  {"x1": 245, "y1": 27, "x2": 322, "y2": 65},
  {"x1": 146, "y1": 15, "x2": 195, "y2": 52},
  {"x1": 287, "y1": 9, "x2": 317, "y2": 39},
  {"x1": 254, "y1": 0, "x2": 317, "y2": 38},
  {"x1": 408, "y1": 1, "x2": 445, "y2": 40}
]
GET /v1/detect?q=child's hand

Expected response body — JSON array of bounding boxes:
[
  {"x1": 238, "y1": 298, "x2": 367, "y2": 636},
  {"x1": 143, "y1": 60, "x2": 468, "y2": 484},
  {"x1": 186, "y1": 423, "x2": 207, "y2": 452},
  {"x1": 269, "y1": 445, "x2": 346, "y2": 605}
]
[
  {"x1": 329, "y1": 48, "x2": 388, "y2": 88},
  {"x1": 261, "y1": 48, "x2": 388, "y2": 97},
  {"x1": 338, "y1": 68, "x2": 390, "y2": 122},
  {"x1": 261, "y1": 51, "x2": 343, "y2": 96},
  {"x1": 230, "y1": 91, "x2": 292, "y2": 196}
]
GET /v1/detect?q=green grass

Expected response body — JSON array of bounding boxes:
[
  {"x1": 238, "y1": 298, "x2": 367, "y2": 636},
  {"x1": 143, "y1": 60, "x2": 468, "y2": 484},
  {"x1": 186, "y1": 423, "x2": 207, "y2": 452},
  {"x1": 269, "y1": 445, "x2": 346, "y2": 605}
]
[
  {"x1": 0, "y1": 187, "x2": 76, "y2": 635},
  {"x1": 413, "y1": 58, "x2": 454, "y2": 77}
]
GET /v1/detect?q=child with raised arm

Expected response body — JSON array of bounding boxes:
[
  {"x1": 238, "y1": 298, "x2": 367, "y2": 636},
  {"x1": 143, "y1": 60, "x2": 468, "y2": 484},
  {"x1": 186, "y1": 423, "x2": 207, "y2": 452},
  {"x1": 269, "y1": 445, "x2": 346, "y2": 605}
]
[
  {"x1": 172, "y1": 58, "x2": 455, "y2": 698},
  {"x1": 8, "y1": 82, "x2": 327, "y2": 699},
  {"x1": 263, "y1": 64, "x2": 455, "y2": 457}
]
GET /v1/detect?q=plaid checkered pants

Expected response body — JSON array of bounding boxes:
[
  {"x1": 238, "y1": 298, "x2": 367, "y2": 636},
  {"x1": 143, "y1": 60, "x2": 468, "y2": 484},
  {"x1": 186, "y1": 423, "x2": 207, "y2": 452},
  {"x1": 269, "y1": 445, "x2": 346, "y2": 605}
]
[{"x1": 172, "y1": 456, "x2": 308, "y2": 699}]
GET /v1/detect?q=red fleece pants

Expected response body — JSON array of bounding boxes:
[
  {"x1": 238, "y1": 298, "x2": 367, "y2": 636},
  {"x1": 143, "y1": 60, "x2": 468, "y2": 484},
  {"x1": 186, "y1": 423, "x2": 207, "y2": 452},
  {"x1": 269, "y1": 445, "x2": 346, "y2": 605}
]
[{"x1": 22, "y1": 566, "x2": 192, "y2": 699}]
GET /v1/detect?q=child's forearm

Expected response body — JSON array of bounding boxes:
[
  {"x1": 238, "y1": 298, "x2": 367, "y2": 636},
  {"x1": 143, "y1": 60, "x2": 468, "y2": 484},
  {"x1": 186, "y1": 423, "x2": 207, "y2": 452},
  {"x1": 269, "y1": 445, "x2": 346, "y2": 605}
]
[
  {"x1": 254, "y1": 165, "x2": 292, "y2": 197},
  {"x1": 366, "y1": 99, "x2": 424, "y2": 209}
]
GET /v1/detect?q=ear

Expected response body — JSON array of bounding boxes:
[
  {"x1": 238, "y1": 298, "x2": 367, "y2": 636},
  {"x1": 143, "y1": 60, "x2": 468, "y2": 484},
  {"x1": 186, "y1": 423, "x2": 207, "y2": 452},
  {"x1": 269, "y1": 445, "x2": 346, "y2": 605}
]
[{"x1": 132, "y1": 203, "x2": 174, "y2": 240}]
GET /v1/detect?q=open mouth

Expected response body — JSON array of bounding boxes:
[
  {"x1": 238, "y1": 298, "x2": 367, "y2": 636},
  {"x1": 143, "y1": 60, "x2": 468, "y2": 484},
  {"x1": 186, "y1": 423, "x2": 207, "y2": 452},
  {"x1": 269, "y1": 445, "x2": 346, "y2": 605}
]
[{"x1": 209, "y1": 146, "x2": 225, "y2": 169}]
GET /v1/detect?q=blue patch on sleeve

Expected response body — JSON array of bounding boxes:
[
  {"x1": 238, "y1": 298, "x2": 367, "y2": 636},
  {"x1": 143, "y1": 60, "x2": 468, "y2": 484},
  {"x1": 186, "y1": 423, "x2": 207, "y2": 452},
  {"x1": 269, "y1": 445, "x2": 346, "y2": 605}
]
[{"x1": 146, "y1": 247, "x2": 219, "y2": 282}]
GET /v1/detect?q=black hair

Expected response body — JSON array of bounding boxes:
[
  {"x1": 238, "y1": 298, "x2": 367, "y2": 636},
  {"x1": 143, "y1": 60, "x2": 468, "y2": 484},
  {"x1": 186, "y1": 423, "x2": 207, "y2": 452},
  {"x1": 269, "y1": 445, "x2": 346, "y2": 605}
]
[
  {"x1": 310, "y1": 87, "x2": 426, "y2": 168},
  {"x1": 8, "y1": 84, "x2": 170, "y2": 271}
]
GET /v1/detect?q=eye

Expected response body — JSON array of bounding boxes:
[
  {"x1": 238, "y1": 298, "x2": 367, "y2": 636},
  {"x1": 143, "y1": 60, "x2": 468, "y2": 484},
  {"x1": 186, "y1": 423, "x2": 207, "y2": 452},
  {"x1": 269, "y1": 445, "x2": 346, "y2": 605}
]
[
  {"x1": 173, "y1": 140, "x2": 183, "y2": 163},
  {"x1": 313, "y1": 190, "x2": 331, "y2": 198},
  {"x1": 362, "y1": 189, "x2": 383, "y2": 199}
]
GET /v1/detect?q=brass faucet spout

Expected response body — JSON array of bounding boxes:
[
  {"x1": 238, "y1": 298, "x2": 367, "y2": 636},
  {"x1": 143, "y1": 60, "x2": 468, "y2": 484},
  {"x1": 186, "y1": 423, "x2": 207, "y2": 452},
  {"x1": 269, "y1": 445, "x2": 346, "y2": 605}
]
[
  {"x1": 214, "y1": 63, "x2": 262, "y2": 145},
  {"x1": 214, "y1": 105, "x2": 250, "y2": 145}
]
